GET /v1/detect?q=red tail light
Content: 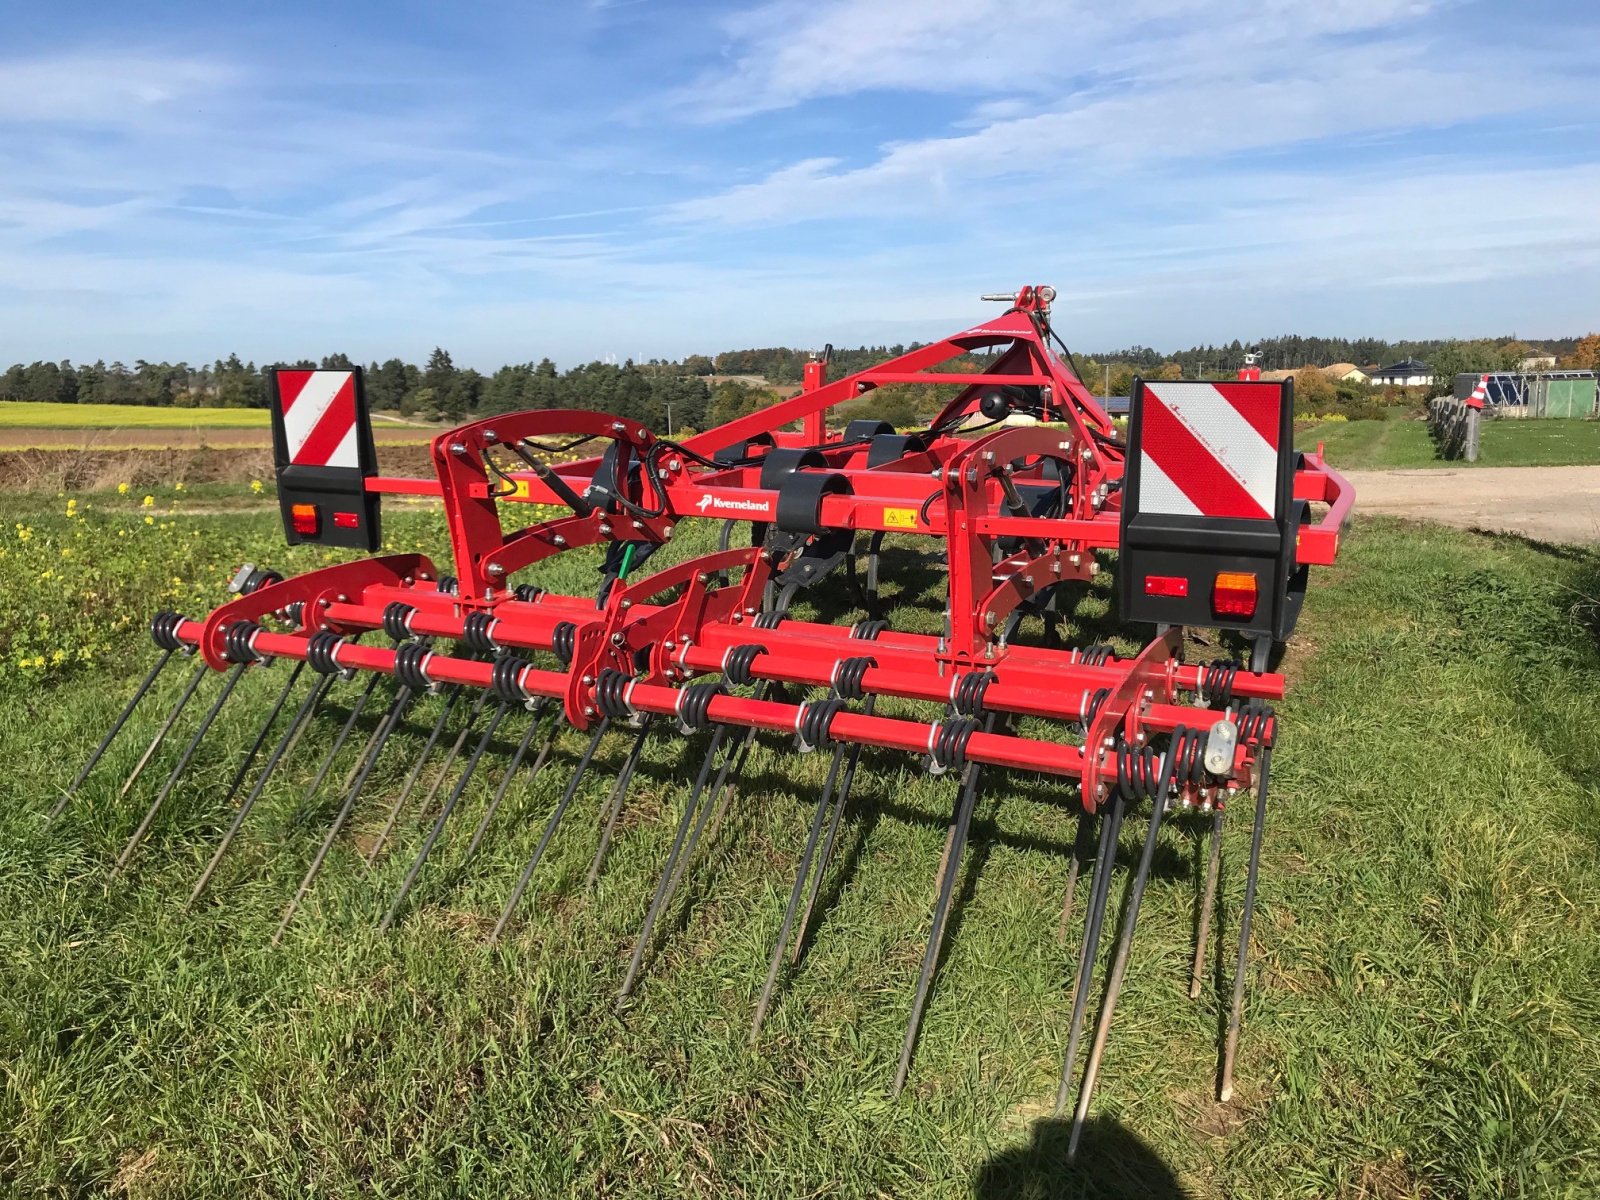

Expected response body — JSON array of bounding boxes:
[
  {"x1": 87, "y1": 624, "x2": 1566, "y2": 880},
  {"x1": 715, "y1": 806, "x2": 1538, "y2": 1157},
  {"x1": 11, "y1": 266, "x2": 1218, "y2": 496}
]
[
  {"x1": 1212, "y1": 571, "x2": 1258, "y2": 618},
  {"x1": 290, "y1": 503, "x2": 320, "y2": 537},
  {"x1": 1143, "y1": 574, "x2": 1188, "y2": 598}
]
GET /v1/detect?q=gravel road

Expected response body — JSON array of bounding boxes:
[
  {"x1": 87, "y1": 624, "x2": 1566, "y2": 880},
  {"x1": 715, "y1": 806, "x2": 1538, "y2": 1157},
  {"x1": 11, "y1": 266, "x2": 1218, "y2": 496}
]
[{"x1": 1346, "y1": 465, "x2": 1600, "y2": 543}]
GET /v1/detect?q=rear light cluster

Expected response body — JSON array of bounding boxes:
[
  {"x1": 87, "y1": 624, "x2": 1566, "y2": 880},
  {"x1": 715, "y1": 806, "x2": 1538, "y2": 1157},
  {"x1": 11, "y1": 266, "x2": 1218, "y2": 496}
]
[
  {"x1": 1142, "y1": 571, "x2": 1260, "y2": 619},
  {"x1": 290, "y1": 503, "x2": 360, "y2": 537},
  {"x1": 1211, "y1": 572, "x2": 1258, "y2": 618}
]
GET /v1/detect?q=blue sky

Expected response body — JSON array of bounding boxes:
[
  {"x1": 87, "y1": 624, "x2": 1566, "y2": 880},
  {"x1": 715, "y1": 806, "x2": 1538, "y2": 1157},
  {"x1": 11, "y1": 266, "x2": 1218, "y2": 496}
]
[{"x1": 1, "y1": 0, "x2": 1596, "y2": 368}]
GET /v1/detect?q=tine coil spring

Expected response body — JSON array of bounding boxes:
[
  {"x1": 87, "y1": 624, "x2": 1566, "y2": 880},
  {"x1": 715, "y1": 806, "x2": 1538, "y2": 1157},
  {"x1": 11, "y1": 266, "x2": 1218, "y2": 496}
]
[
  {"x1": 492, "y1": 655, "x2": 535, "y2": 706},
  {"x1": 551, "y1": 622, "x2": 578, "y2": 668},
  {"x1": 222, "y1": 620, "x2": 267, "y2": 665},
  {"x1": 722, "y1": 644, "x2": 767, "y2": 688},
  {"x1": 928, "y1": 717, "x2": 979, "y2": 774},
  {"x1": 1201, "y1": 661, "x2": 1240, "y2": 708},
  {"x1": 383, "y1": 602, "x2": 419, "y2": 643},
  {"x1": 305, "y1": 631, "x2": 350, "y2": 676},
  {"x1": 795, "y1": 697, "x2": 846, "y2": 752},
  {"x1": 754, "y1": 611, "x2": 787, "y2": 631},
  {"x1": 831, "y1": 655, "x2": 876, "y2": 702},
  {"x1": 676, "y1": 681, "x2": 723, "y2": 733},
  {"x1": 149, "y1": 611, "x2": 187, "y2": 653},
  {"x1": 393, "y1": 641, "x2": 434, "y2": 692},
  {"x1": 461, "y1": 610, "x2": 500, "y2": 654},
  {"x1": 595, "y1": 668, "x2": 637, "y2": 720},
  {"x1": 952, "y1": 670, "x2": 996, "y2": 718},
  {"x1": 1237, "y1": 699, "x2": 1275, "y2": 747}
]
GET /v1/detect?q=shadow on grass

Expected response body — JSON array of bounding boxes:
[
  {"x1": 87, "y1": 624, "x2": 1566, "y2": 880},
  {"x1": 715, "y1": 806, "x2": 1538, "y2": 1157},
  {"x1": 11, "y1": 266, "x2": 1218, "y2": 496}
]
[{"x1": 972, "y1": 1116, "x2": 1192, "y2": 1199}]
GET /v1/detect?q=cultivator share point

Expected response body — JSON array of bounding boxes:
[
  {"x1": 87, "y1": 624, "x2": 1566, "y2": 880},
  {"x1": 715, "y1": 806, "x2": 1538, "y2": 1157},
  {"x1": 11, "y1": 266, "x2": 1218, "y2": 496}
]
[{"x1": 58, "y1": 287, "x2": 1352, "y2": 1149}]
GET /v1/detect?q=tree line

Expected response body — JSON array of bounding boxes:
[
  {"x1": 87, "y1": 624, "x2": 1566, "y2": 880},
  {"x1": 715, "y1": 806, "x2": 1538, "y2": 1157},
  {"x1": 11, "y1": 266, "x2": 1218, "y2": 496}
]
[{"x1": 3, "y1": 332, "x2": 1592, "y2": 426}]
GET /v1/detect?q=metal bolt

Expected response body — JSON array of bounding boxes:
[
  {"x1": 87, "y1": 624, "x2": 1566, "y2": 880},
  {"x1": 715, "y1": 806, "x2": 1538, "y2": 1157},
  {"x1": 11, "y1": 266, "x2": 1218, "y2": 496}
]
[
  {"x1": 620, "y1": 599, "x2": 632, "y2": 609},
  {"x1": 664, "y1": 524, "x2": 674, "y2": 538},
  {"x1": 668, "y1": 458, "x2": 682, "y2": 471},
  {"x1": 582, "y1": 674, "x2": 595, "y2": 686},
  {"x1": 450, "y1": 442, "x2": 467, "y2": 457},
  {"x1": 486, "y1": 562, "x2": 505, "y2": 576},
  {"x1": 552, "y1": 534, "x2": 566, "y2": 546},
  {"x1": 664, "y1": 640, "x2": 675, "y2": 651},
  {"x1": 598, "y1": 522, "x2": 613, "y2": 535},
  {"x1": 483, "y1": 429, "x2": 499, "y2": 444},
  {"x1": 611, "y1": 633, "x2": 625, "y2": 645},
  {"x1": 612, "y1": 421, "x2": 626, "y2": 433},
  {"x1": 983, "y1": 451, "x2": 995, "y2": 463},
  {"x1": 585, "y1": 705, "x2": 596, "y2": 717},
  {"x1": 337, "y1": 594, "x2": 348, "y2": 603},
  {"x1": 657, "y1": 468, "x2": 670, "y2": 480}
]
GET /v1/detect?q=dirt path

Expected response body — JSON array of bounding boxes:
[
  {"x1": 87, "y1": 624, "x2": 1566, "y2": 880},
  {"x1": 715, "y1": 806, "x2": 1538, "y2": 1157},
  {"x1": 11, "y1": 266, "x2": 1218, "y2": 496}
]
[{"x1": 1347, "y1": 465, "x2": 1600, "y2": 543}]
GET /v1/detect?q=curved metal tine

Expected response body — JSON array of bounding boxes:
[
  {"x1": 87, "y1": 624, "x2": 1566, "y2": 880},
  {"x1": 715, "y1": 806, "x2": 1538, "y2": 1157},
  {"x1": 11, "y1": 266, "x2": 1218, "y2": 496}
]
[
  {"x1": 616, "y1": 723, "x2": 729, "y2": 1005},
  {"x1": 1190, "y1": 806, "x2": 1226, "y2": 1000},
  {"x1": 751, "y1": 735, "x2": 850, "y2": 1043},
  {"x1": 295, "y1": 673, "x2": 384, "y2": 816},
  {"x1": 49, "y1": 647, "x2": 175, "y2": 823},
  {"x1": 112, "y1": 662, "x2": 249, "y2": 876},
  {"x1": 416, "y1": 686, "x2": 494, "y2": 815},
  {"x1": 1056, "y1": 808, "x2": 1099, "y2": 945},
  {"x1": 272, "y1": 684, "x2": 414, "y2": 944},
  {"x1": 118, "y1": 660, "x2": 210, "y2": 799},
  {"x1": 1053, "y1": 793, "x2": 1127, "y2": 1115},
  {"x1": 892, "y1": 722, "x2": 994, "y2": 1097},
  {"x1": 584, "y1": 719, "x2": 653, "y2": 892},
  {"x1": 339, "y1": 677, "x2": 416, "y2": 794},
  {"x1": 1220, "y1": 746, "x2": 1272, "y2": 1102},
  {"x1": 662, "y1": 721, "x2": 756, "y2": 907},
  {"x1": 1067, "y1": 757, "x2": 1181, "y2": 1158},
  {"x1": 214, "y1": 661, "x2": 306, "y2": 813},
  {"x1": 790, "y1": 694, "x2": 876, "y2": 964},
  {"x1": 184, "y1": 669, "x2": 332, "y2": 912},
  {"x1": 379, "y1": 701, "x2": 511, "y2": 933},
  {"x1": 488, "y1": 718, "x2": 612, "y2": 943},
  {"x1": 461, "y1": 700, "x2": 556, "y2": 870},
  {"x1": 364, "y1": 685, "x2": 465, "y2": 866}
]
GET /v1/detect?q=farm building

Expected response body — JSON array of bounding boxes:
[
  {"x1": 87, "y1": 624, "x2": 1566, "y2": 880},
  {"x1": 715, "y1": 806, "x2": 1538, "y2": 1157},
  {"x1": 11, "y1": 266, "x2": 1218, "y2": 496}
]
[{"x1": 1370, "y1": 358, "x2": 1433, "y2": 387}]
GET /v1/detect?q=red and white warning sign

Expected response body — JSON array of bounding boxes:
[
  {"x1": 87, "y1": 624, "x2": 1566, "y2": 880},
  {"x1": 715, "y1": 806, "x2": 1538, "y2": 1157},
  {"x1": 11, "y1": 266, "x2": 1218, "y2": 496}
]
[
  {"x1": 1138, "y1": 381, "x2": 1282, "y2": 521},
  {"x1": 276, "y1": 370, "x2": 360, "y2": 469}
]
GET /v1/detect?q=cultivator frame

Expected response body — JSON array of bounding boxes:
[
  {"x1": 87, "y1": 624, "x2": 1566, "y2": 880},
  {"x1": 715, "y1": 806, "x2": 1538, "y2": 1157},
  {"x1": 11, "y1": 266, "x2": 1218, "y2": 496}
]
[{"x1": 57, "y1": 286, "x2": 1352, "y2": 1153}]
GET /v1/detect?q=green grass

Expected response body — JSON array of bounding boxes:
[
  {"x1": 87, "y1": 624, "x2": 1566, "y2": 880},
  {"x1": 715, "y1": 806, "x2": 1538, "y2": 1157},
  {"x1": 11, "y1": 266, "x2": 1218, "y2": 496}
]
[
  {"x1": 2, "y1": 494, "x2": 1599, "y2": 1197},
  {"x1": 1311, "y1": 414, "x2": 1600, "y2": 471},
  {"x1": 0, "y1": 401, "x2": 273, "y2": 429}
]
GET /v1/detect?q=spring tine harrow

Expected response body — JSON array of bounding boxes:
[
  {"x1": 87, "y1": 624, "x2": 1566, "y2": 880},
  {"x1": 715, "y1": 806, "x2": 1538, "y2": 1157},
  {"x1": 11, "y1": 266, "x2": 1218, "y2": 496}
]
[
  {"x1": 1056, "y1": 808, "x2": 1098, "y2": 944},
  {"x1": 365, "y1": 684, "x2": 466, "y2": 866},
  {"x1": 379, "y1": 698, "x2": 512, "y2": 932},
  {"x1": 1221, "y1": 743, "x2": 1273, "y2": 1102},
  {"x1": 273, "y1": 683, "x2": 414, "y2": 943},
  {"x1": 1064, "y1": 731, "x2": 1189, "y2": 1157},
  {"x1": 112, "y1": 661, "x2": 249, "y2": 875},
  {"x1": 750, "y1": 727, "x2": 854, "y2": 1042},
  {"x1": 893, "y1": 713, "x2": 997, "y2": 1095},
  {"x1": 185, "y1": 669, "x2": 334, "y2": 911},
  {"x1": 416, "y1": 686, "x2": 493, "y2": 815},
  {"x1": 1054, "y1": 792, "x2": 1127, "y2": 1115},
  {"x1": 790, "y1": 695, "x2": 875, "y2": 964},
  {"x1": 617, "y1": 722, "x2": 728, "y2": 1004},
  {"x1": 215, "y1": 661, "x2": 307, "y2": 814},
  {"x1": 1190, "y1": 805, "x2": 1226, "y2": 999},
  {"x1": 463, "y1": 700, "x2": 558, "y2": 869},
  {"x1": 117, "y1": 660, "x2": 209, "y2": 799},
  {"x1": 489, "y1": 717, "x2": 612, "y2": 943},
  {"x1": 49, "y1": 646, "x2": 175, "y2": 823},
  {"x1": 585, "y1": 719, "x2": 653, "y2": 891},
  {"x1": 65, "y1": 289, "x2": 1346, "y2": 1143}
]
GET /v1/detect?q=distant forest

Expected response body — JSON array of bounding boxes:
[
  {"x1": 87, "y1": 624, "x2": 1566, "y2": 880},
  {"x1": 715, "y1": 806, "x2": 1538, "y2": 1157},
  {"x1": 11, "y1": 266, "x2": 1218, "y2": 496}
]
[{"x1": 0, "y1": 330, "x2": 1590, "y2": 430}]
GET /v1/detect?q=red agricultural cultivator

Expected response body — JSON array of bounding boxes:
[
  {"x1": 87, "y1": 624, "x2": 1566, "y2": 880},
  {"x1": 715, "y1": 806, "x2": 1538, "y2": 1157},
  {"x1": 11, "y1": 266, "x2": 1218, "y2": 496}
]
[{"x1": 56, "y1": 286, "x2": 1352, "y2": 1152}]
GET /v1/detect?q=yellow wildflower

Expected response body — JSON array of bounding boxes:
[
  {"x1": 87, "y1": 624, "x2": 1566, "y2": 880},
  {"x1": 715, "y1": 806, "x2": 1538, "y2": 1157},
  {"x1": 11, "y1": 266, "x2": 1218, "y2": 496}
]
[
  {"x1": 251, "y1": 480, "x2": 265, "y2": 494},
  {"x1": 144, "y1": 515, "x2": 155, "y2": 525},
  {"x1": 118, "y1": 482, "x2": 130, "y2": 495},
  {"x1": 142, "y1": 495, "x2": 155, "y2": 508}
]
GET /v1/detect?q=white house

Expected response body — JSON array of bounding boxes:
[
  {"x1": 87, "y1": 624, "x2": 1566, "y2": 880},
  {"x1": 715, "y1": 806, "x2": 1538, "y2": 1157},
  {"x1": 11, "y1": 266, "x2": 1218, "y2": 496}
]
[{"x1": 1370, "y1": 358, "x2": 1433, "y2": 387}]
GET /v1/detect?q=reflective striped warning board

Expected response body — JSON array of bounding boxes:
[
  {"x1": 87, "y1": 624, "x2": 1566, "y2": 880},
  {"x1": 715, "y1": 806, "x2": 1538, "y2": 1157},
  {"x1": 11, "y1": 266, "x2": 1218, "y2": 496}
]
[
  {"x1": 276, "y1": 370, "x2": 360, "y2": 469},
  {"x1": 1137, "y1": 381, "x2": 1283, "y2": 521}
]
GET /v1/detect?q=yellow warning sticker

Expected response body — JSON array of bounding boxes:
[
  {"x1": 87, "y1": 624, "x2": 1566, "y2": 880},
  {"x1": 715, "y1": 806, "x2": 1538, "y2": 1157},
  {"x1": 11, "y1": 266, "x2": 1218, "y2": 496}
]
[
  {"x1": 511, "y1": 479, "x2": 532, "y2": 500},
  {"x1": 883, "y1": 506, "x2": 919, "y2": 529}
]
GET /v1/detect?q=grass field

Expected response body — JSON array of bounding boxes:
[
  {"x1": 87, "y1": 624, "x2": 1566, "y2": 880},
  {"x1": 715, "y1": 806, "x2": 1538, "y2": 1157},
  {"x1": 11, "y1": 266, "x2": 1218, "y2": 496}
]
[
  {"x1": 1311, "y1": 413, "x2": 1600, "y2": 471},
  {"x1": 2, "y1": 489, "x2": 1599, "y2": 1197}
]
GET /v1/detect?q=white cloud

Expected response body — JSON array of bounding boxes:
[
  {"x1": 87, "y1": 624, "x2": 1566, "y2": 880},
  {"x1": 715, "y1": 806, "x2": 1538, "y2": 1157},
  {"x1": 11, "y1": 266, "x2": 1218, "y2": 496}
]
[{"x1": 0, "y1": 52, "x2": 235, "y2": 125}]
